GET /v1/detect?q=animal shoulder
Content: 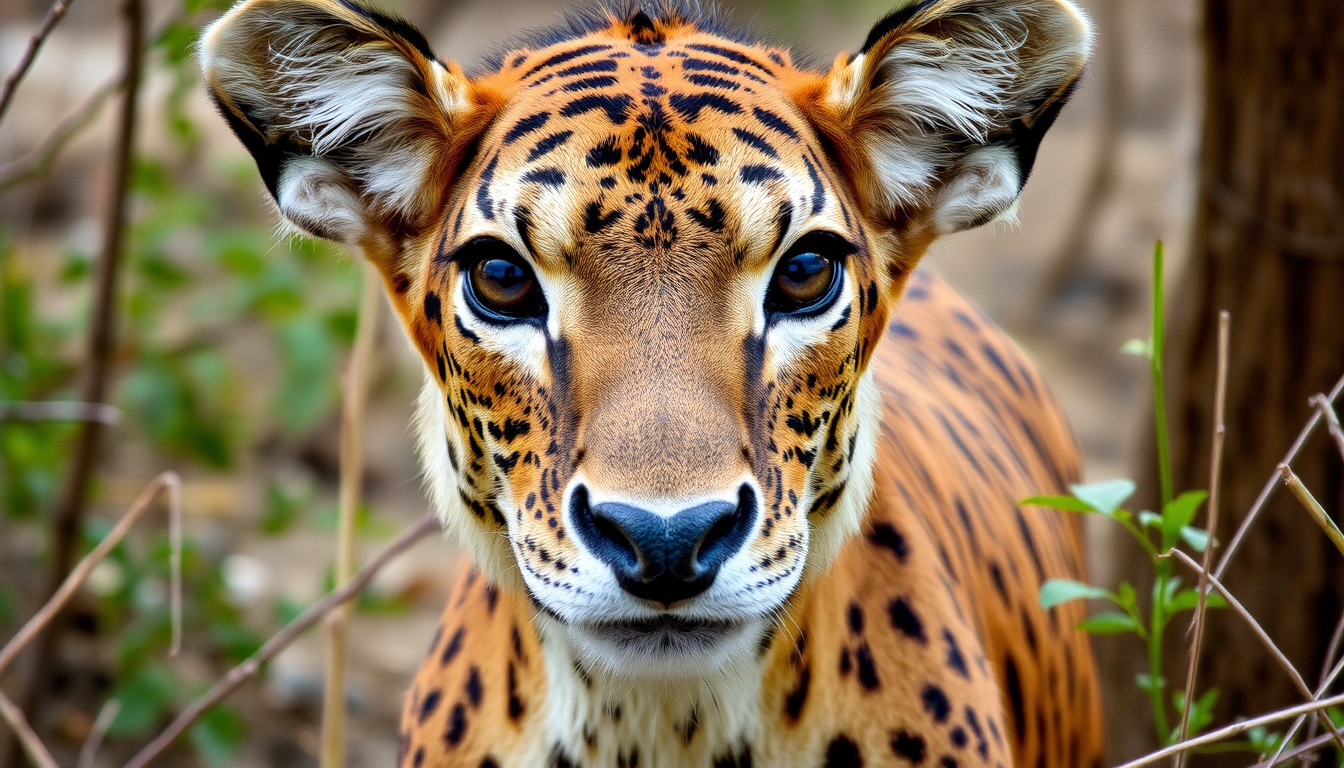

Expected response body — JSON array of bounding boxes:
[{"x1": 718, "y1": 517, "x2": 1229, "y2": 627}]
[{"x1": 201, "y1": 0, "x2": 1103, "y2": 766}]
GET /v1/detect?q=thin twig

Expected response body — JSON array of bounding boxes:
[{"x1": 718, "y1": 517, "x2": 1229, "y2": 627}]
[
  {"x1": 0, "y1": 76, "x2": 120, "y2": 193},
  {"x1": 1215, "y1": 372, "x2": 1344, "y2": 578},
  {"x1": 0, "y1": 472, "x2": 181, "y2": 677},
  {"x1": 1248, "y1": 731, "x2": 1335, "y2": 768},
  {"x1": 1112, "y1": 689, "x2": 1344, "y2": 768},
  {"x1": 1173, "y1": 310, "x2": 1229, "y2": 768},
  {"x1": 15, "y1": 0, "x2": 144, "y2": 740},
  {"x1": 1164, "y1": 549, "x2": 1344, "y2": 754},
  {"x1": 0, "y1": 0, "x2": 78, "y2": 125},
  {"x1": 0, "y1": 401, "x2": 121, "y2": 425},
  {"x1": 0, "y1": 692, "x2": 58, "y2": 768},
  {"x1": 1279, "y1": 464, "x2": 1344, "y2": 558},
  {"x1": 78, "y1": 699, "x2": 120, "y2": 768},
  {"x1": 1267, "y1": 647, "x2": 1344, "y2": 768},
  {"x1": 321, "y1": 261, "x2": 381, "y2": 768},
  {"x1": 122, "y1": 514, "x2": 439, "y2": 768},
  {"x1": 1310, "y1": 394, "x2": 1344, "y2": 465}
]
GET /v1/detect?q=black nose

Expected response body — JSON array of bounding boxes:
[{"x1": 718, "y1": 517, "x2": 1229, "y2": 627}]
[{"x1": 570, "y1": 485, "x2": 757, "y2": 606}]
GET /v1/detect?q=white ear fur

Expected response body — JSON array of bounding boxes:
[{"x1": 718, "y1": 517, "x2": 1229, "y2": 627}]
[
  {"x1": 201, "y1": 0, "x2": 468, "y2": 243},
  {"x1": 829, "y1": 0, "x2": 1092, "y2": 233}
]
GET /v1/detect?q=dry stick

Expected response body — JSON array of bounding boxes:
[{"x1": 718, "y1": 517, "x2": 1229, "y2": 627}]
[
  {"x1": 0, "y1": 693, "x2": 58, "y2": 768},
  {"x1": 320, "y1": 261, "x2": 381, "y2": 768},
  {"x1": 1113, "y1": 688, "x2": 1344, "y2": 767},
  {"x1": 1249, "y1": 732, "x2": 1337, "y2": 768},
  {"x1": 0, "y1": 0, "x2": 77, "y2": 125},
  {"x1": 1214, "y1": 371, "x2": 1344, "y2": 578},
  {"x1": 0, "y1": 76, "x2": 120, "y2": 193},
  {"x1": 1164, "y1": 549, "x2": 1344, "y2": 756},
  {"x1": 1311, "y1": 393, "x2": 1344, "y2": 464},
  {"x1": 122, "y1": 514, "x2": 439, "y2": 768},
  {"x1": 78, "y1": 699, "x2": 121, "y2": 768},
  {"x1": 0, "y1": 473, "x2": 181, "y2": 677},
  {"x1": 1271, "y1": 644, "x2": 1344, "y2": 768},
  {"x1": 1172, "y1": 311, "x2": 1230, "y2": 768},
  {"x1": 0, "y1": 401, "x2": 121, "y2": 424},
  {"x1": 9, "y1": 0, "x2": 144, "y2": 759},
  {"x1": 1279, "y1": 464, "x2": 1344, "y2": 558}
]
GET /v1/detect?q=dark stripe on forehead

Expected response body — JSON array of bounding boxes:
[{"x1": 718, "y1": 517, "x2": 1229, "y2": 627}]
[
  {"x1": 687, "y1": 198, "x2": 726, "y2": 232},
  {"x1": 685, "y1": 134, "x2": 719, "y2": 165},
  {"x1": 476, "y1": 154, "x2": 499, "y2": 219},
  {"x1": 521, "y1": 167, "x2": 566, "y2": 186},
  {"x1": 554, "y1": 58, "x2": 618, "y2": 77},
  {"x1": 514, "y1": 205, "x2": 535, "y2": 255},
  {"x1": 668, "y1": 92, "x2": 742, "y2": 120},
  {"x1": 503, "y1": 112, "x2": 550, "y2": 144},
  {"x1": 527, "y1": 130, "x2": 573, "y2": 161},
  {"x1": 770, "y1": 201, "x2": 793, "y2": 257},
  {"x1": 684, "y1": 43, "x2": 775, "y2": 76},
  {"x1": 585, "y1": 136, "x2": 623, "y2": 166},
  {"x1": 802, "y1": 154, "x2": 825, "y2": 216},
  {"x1": 682, "y1": 58, "x2": 739, "y2": 75},
  {"x1": 732, "y1": 128, "x2": 778, "y2": 158},
  {"x1": 562, "y1": 75, "x2": 619, "y2": 92},
  {"x1": 521, "y1": 43, "x2": 612, "y2": 78},
  {"x1": 740, "y1": 164, "x2": 784, "y2": 184},
  {"x1": 686, "y1": 74, "x2": 740, "y2": 90},
  {"x1": 583, "y1": 201, "x2": 622, "y2": 233},
  {"x1": 752, "y1": 107, "x2": 799, "y2": 139},
  {"x1": 560, "y1": 94, "x2": 634, "y2": 124}
]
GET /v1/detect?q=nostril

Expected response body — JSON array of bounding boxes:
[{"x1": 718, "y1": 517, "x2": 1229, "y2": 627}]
[
  {"x1": 694, "y1": 484, "x2": 757, "y2": 572},
  {"x1": 570, "y1": 485, "x2": 642, "y2": 574},
  {"x1": 592, "y1": 512, "x2": 639, "y2": 571}
]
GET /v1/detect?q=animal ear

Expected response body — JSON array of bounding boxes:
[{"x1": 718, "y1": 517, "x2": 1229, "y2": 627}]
[
  {"x1": 815, "y1": 0, "x2": 1092, "y2": 236},
  {"x1": 200, "y1": 0, "x2": 478, "y2": 248}
]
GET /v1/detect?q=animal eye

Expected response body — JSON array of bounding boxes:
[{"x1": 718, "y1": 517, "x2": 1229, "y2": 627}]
[
  {"x1": 461, "y1": 238, "x2": 546, "y2": 321},
  {"x1": 765, "y1": 232, "x2": 851, "y2": 315}
]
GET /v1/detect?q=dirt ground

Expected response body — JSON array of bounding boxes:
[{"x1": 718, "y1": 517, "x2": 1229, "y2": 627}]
[{"x1": 0, "y1": 0, "x2": 1202, "y2": 764}]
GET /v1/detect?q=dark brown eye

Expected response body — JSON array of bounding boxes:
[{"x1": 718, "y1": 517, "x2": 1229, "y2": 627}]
[
  {"x1": 461, "y1": 238, "x2": 545, "y2": 321},
  {"x1": 765, "y1": 232, "x2": 852, "y2": 315}
]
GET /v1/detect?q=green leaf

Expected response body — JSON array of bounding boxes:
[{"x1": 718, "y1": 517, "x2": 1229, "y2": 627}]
[
  {"x1": 1116, "y1": 582, "x2": 1139, "y2": 612},
  {"x1": 1167, "y1": 588, "x2": 1228, "y2": 613},
  {"x1": 272, "y1": 315, "x2": 337, "y2": 433},
  {"x1": 1163, "y1": 490, "x2": 1208, "y2": 537},
  {"x1": 107, "y1": 664, "x2": 176, "y2": 737},
  {"x1": 1180, "y1": 526, "x2": 1211, "y2": 552},
  {"x1": 1076, "y1": 611, "x2": 1139, "y2": 634},
  {"x1": 1136, "y1": 673, "x2": 1167, "y2": 695},
  {"x1": 1138, "y1": 510, "x2": 1162, "y2": 528},
  {"x1": 1172, "y1": 688, "x2": 1219, "y2": 740},
  {"x1": 260, "y1": 481, "x2": 307, "y2": 536},
  {"x1": 1039, "y1": 579, "x2": 1108, "y2": 610},
  {"x1": 1121, "y1": 338, "x2": 1149, "y2": 356},
  {"x1": 1070, "y1": 479, "x2": 1136, "y2": 516},
  {"x1": 188, "y1": 704, "x2": 246, "y2": 768},
  {"x1": 1019, "y1": 494, "x2": 1096, "y2": 513}
]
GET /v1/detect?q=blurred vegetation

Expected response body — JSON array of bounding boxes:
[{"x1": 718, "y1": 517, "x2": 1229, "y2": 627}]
[{"x1": 0, "y1": 0, "x2": 385, "y2": 762}]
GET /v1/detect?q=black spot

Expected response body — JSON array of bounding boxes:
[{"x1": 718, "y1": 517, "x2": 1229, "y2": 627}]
[
  {"x1": 891, "y1": 731, "x2": 927, "y2": 763},
  {"x1": 392, "y1": 273, "x2": 410, "y2": 293},
  {"x1": 586, "y1": 136, "x2": 623, "y2": 166},
  {"x1": 950, "y1": 726, "x2": 968, "y2": 749},
  {"x1": 868, "y1": 523, "x2": 909, "y2": 561},
  {"x1": 418, "y1": 689, "x2": 441, "y2": 722},
  {"x1": 889, "y1": 597, "x2": 927, "y2": 643},
  {"x1": 465, "y1": 666, "x2": 483, "y2": 707},
  {"x1": 440, "y1": 627, "x2": 465, "y2": 665},
  {"x1": 668, "y1": 92, "x2": 742, "y2": 120},
  {"x1": 824, "y1": 735, "x2": 863, "y2": 767},
  {"x1": 444, "y1": 702, "x2": 467, "y2": 746},
  {"x1": 561, "y1": 94, "x2": 633, "y2": 124},
  {"x1": 687, "y1": 199, "x2": 726, "y2": 231},
  {"x1": 424, "y1": 292, "x2": 442, "y2": 325},
  {"x1": 847, "y1": 602, "x2": 865, "y2": 634},
  {"x1": 939, "y1": 758, "x2": 958, "y2": 768},
  {"x1": 855, "y1": 644, "x2": 879, "y2": 690},
  {"x1": 753, "y1": 106, "x2": 799, "y2": 139},
  {"x1": 943, "y1": 629, "x2": 970, "y2": 679},
  {"x1": 480, "y1": 759, "x2": 500, "y2": 768},
  {"x1": 712, "y1": 745, "x2": 753, "y2": 768},
  {"x1": 1004, "y1": 655, "x2": 1026, "y2": 742},
  {"x1": 527, "y1": 131, "x2": 574, "y2": 161},
  {"x1": 503, "y1": 112, "x2": 550, "y2": 144},
  {"x1": 584, "y1": 201, "x2": 623, "y2": 233},
  {"x1": 739, "y1": 165, "x2": 784, "y2": 184},
  {"x1": 732, "y1": 128, "x2": 778, "y2": 157},
  {"x1": 921, "y1": 684, "x2": 951, "y2": 722},
  {"x1": 507, "y1": 662, "x2": 525, "y2": 720},
  {"x1": 684, "y1": 133, "x2": 720, "y2": 165},
  {"x1": 989, "y1": 561, "x2": 1008, "y2": 601},
  {"x1": 784, "y1": 664, "x2": 810, "y2": 721},
  {"x1": 521, "y1": 167, "x2": 566, "y2": 186}
]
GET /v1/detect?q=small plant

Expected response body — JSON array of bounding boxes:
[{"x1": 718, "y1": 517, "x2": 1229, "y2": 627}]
[{"x1": 1021, "y1": 242, "x2": 1252, "y2": 750}]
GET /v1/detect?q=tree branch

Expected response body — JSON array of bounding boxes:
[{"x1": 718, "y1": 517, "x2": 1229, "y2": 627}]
[{"x1": 0, "y1": 0, "x2": 78, "y2": 125}]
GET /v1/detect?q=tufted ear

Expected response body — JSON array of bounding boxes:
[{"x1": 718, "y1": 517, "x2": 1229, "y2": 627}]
[
  {"x1": 200, "y1": 0, "x2": 480, "y2": 249},
  {"x1": 814, "y1": 0, "x2": 1091, "y2": 237}
]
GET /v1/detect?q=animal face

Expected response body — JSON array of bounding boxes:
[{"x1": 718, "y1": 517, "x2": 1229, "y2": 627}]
[{"x1": 202, "y1": 0, "x2": 1089, "y2": 676}]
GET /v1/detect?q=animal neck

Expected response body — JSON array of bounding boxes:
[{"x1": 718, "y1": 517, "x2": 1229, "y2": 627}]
[{"x1": 532, "y1": 616, "x2": 768, "y2": 768}]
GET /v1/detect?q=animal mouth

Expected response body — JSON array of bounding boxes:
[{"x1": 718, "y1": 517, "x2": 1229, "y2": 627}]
[{"x1": 587, "y1": 615, "x2": 744, "y2": 654}]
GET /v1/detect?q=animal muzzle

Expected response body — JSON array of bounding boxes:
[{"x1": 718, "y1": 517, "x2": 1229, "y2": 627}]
[{"x1": 569, "y1": 484, "x2": 758, "y2": 607}]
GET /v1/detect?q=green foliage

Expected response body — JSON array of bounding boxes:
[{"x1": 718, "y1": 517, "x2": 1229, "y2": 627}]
[{"x1": 1021, "y1": 242, "x2": 1258, "y2": 752}]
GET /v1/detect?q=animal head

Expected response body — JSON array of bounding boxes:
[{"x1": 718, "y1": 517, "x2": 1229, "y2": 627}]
[{"x1": 202, "y1": 0, "x2": 1089, "y2": 676}]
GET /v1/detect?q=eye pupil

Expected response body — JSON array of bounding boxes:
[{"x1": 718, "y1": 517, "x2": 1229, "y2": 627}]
[
  {"x1": 765, "y1": 232, "x2": 852, "y2": 316},
  {"x1": 460, "y1": 238, "x2": 545, "y2": 320}
]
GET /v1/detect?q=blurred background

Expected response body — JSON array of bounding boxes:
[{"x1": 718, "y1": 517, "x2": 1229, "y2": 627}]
[{"x1": 2, "y1": 0, "x2": 1341, "y2": 765}]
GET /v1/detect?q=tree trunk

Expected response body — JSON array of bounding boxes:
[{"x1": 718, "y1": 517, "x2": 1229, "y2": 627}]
[{"x1": 1106, "y1": 0, "x2": 1344, "y2": 763}]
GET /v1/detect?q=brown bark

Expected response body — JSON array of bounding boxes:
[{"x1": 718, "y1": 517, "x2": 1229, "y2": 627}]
[{"x1": 1106, "y1": 0, "x2": 1344, "y2": 763}]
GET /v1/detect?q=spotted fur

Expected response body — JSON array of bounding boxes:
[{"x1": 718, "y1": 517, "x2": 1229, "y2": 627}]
[{"x1": 201, "y1": 1, "x2": 1101, "y2": 765}]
